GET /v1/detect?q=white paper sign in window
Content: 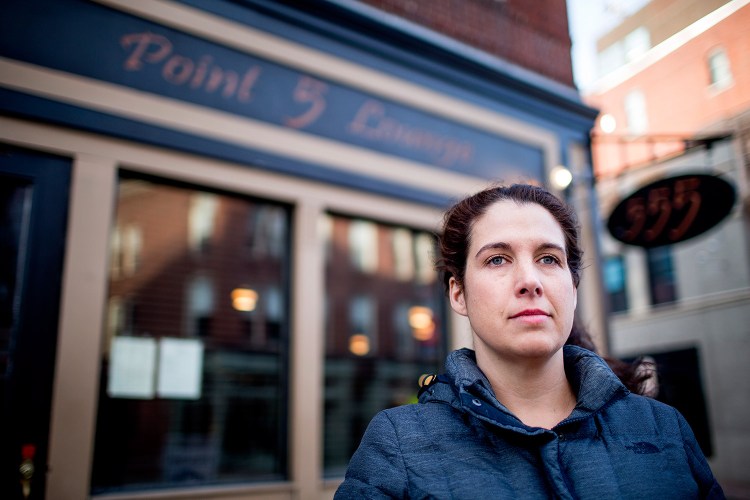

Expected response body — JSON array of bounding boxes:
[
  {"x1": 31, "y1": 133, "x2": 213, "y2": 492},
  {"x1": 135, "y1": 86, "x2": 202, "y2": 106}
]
[
  {"x1": 157, "y1": 337, "x2": 204, "y2": 399},
  {"x1": 108, "y1": 336, "x2": 157, "y2": 399}
]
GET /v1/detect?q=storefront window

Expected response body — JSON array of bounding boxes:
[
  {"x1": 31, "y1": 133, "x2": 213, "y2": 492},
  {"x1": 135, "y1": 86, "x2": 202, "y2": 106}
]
[
  {"x1": 603, "y1": 255, "x2": 628, "y2": 313},
  {"x1": 323, "y1": 214, "x2": 447, "y2": 477},
  {"x1": 92, "y1": 174, "x2": 290, "y2": 494},
  {"x1": 646, "y1": 245, "x2": 676, "y2": 306}
]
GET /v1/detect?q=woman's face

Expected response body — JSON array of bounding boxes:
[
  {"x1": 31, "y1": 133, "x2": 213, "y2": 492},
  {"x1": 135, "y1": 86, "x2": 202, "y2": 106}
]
[{"x1": 448, "y1": 200, "x2": 577, "y2": 363}]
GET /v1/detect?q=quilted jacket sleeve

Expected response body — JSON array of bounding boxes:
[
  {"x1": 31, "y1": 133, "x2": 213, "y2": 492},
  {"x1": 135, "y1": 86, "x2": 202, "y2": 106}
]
[
  {"x1": 334, "y1": 410, "x2": 409, "y2": 499},
  {"x1": 675, "y1": 408, "x2": 725, "y2": 499}
]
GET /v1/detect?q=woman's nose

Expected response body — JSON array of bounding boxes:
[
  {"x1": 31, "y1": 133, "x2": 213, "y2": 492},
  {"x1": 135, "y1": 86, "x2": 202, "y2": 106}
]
[{"x1": 515, "y1": 262, "x2": 543, "y2": 297}]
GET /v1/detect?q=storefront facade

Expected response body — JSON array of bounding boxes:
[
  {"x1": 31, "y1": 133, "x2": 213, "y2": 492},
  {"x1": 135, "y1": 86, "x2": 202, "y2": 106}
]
[{"x1": 0, "y1": 1, "x2": 600, "y2": 498}]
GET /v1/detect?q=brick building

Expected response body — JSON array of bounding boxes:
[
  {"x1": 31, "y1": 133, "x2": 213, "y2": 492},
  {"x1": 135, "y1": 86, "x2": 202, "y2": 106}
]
[
  {"x1": 583, "y1": 0, "x2": 750, "y2": 495},
  {"x1": 358, "y1": 0, "x2": 575, "y2": 86},
  {"x1": 586, "y1": 0, "x2": 750, "y2": 177}
]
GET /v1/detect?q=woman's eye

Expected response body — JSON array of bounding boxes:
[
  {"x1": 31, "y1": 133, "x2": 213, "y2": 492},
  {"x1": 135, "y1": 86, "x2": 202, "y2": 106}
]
[
  {"x1": 489, "y1": 256, "x2": 506, "y2": 266},
  {"x1": 540, "y1": 255, "x2": 559, "y2": 265}
]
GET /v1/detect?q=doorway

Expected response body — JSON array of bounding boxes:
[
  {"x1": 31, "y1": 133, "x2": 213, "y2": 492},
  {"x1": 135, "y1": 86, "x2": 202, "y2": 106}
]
[{"x1": 0, "y1": 145, "x2": 71, "y2": 499}]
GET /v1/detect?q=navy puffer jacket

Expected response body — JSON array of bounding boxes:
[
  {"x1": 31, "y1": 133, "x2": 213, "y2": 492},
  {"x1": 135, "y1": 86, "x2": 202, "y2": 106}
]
[{"x1": 335, "y1": 345, "x2": 724, "y2": 499}]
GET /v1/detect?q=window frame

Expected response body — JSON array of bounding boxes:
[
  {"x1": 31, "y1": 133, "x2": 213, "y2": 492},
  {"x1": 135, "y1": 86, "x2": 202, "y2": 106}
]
[
  {"x1": 27, "y1": 119, "x2": 450, "y2": 499},
  {"x1": 707, "y1": 46, "x2": 733, "y2": 91},
  {"x1": 603, "y1": 254, "x2": 629, "y2": 313},
  {"x1": 646, "y1": 245, "x2": 677, "y2": 306},
  {"x1": 624, "y1": 88, "x2": 649, "y2": 136},
  {"x1": 321, "y1": 211, "x2": 449, "y2": 476}
]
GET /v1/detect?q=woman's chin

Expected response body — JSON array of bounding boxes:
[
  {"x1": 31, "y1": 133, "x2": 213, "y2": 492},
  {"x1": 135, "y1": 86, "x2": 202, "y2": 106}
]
[{"x1": 508, "y1": 337, "x2": 565, "y2": 360}]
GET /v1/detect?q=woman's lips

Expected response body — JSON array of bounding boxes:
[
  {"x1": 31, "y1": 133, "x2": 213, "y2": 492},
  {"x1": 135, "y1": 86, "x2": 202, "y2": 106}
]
[{"x1": 510, "y1": 309, "x2": 549, "y2": 318}]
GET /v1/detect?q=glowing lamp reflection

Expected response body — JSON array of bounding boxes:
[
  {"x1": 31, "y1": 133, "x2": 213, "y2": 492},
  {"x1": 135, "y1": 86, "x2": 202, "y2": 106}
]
[
  {"x1": 409, "y1": 306, "x2": 435, "y2": 341},
  {"x1": 231, "y1": 288, "x2": 258, "y2": 312},
  {"x1": 349, "y1": 334, "x2": 370, "y2": 356}
]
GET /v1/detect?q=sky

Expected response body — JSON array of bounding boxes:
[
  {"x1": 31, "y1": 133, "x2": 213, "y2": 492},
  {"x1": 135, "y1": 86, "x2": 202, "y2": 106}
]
[{"x1": 566, "y1": 0, "x2": 651, "y2": 90}]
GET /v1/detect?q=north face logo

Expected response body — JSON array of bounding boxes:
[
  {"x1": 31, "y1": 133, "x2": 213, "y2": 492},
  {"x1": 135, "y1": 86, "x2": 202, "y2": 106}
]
[{"x1": 625, "y1": 442, "x2": 660, "y2": 454}]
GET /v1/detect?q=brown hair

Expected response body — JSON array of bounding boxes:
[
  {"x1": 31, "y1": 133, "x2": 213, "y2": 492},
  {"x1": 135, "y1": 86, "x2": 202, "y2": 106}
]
[
  {"x1": 568, "y1": 321, "x2": 657, "y2": 396},
  {"x1": 436, "y1": 184, "x2": 656, "y2": 396},
  {"x1": 436, "y1": 184, "x2": 582, "y2": 292}
]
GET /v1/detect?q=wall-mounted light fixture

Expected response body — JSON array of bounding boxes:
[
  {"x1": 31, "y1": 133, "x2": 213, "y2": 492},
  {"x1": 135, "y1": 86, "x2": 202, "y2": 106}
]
[{"x1": 549, "y1": 165, "x2": 574, "y2": 190}]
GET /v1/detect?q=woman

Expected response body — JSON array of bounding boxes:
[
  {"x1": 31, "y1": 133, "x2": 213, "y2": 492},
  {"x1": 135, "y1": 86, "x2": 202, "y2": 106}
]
[{"x1": 335, "y1": 184, "x2": 723, "y2": 499}]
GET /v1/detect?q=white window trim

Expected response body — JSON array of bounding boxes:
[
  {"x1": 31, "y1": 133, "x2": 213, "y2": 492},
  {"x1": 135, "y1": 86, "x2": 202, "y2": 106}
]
[{"x1": 1, "y1": 116, "x2": 451, "y2": 499}]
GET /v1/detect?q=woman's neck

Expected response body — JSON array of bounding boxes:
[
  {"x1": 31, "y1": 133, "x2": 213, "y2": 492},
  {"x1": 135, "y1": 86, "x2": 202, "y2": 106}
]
[{"x1": 475, "y1": 349, "x2": 577, "y2": 430}]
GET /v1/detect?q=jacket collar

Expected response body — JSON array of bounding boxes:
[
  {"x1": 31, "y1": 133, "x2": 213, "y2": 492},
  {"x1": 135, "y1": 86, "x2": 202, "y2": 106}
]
[
  {"x1": 420, "y1": 345, "x2": 629, "y2": 433},
  {"x1": 562, "y1": 345, "x2": 630, "y2": 418}
]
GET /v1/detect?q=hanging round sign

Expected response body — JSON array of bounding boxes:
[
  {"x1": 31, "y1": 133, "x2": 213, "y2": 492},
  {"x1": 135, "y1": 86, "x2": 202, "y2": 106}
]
[{"x1": 607, "y1": 174, "x2": 736, "y2": 248}]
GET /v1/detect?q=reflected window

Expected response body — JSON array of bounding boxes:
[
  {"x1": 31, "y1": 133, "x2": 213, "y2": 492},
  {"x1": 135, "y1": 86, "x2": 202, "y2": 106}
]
[
  {"x1": 248, "y1": 205, "x2": 287, "y2": 258},
  {"x1": 349, "y1": 295, "x2": 377, "y2": 356},
  {"x1": 105, "y1": 296, "x2": 134, "y2": 342},
  {"x1": 394, "y1": 302, "x2": 415, "y2": 358},
  {"x1": 392, "y1": 228, "x2": 414, "y2": 281},
  {"x1": 110, "y1": 224, "x2": 142, "y2": 278},
  {"x1": 415, "y1": 232, "x2": 437, "y2": 285},
  {"x1": 323, "y1": 214, "x2": 446, "y2": 477},
  {"x1": 349, "y1": 219, "x2": 378, "y2": 273},
  {"x1": 93, "y1": 174, "x2": 290, "y2": 494},
  {"x1": 708, "y1": 47, "x2": 733, "y2": 90},
  {"x1": 187, "y1": 275, "x2": 214, "y2": 337},
  {"x1": 189, "y1": 192, "x2": 217, "y2": 255}
]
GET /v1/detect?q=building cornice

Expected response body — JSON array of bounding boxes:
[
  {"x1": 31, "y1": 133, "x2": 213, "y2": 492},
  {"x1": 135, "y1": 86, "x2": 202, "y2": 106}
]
[
  {"x1": 587, "y1": 0, "x2": 750, "y2": 96},
  {"x1": 240, "y1": 0, "x2": 599, "y2": 120}
]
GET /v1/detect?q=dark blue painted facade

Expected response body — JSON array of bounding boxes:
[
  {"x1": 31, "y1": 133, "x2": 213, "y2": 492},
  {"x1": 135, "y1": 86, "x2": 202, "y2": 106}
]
[{"x1": 0, "y1": 0, "x2": 598, "y2": 206}]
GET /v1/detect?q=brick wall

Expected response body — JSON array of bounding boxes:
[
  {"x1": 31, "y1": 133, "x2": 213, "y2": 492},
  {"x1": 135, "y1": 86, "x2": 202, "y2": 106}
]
[
  {"x1": 358, "y1": 0, "x2": 575, "y2": 86},
  {"x1": 587, "y1": 4, "x2": 750, "y2": 177}
]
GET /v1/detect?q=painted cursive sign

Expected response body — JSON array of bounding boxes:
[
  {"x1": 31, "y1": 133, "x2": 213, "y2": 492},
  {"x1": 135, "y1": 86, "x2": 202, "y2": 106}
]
[
  {"x1": 0, "y1": 0, "x2": 545, "y2": 182},
  {"x1": 607, "y1": 174, "x2": 736, "y2": 247}
]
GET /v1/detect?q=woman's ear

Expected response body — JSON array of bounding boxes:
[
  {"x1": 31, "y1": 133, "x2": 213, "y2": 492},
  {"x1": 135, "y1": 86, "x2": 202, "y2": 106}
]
[{"x1": 448, "y1": 276, "x2": 468, "y2": 317}]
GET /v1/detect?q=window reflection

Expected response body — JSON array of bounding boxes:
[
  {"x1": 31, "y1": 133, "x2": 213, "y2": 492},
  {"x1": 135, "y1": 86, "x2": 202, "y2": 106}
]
[
  {"x1": 93, "y1": 175, "x2": 290, "y2": 494},
  {"x1": 187, "y1": 275, "x2": 214, "y2": 337},
  {"x1": 414, "y1": 232, "x2": 437, "y2": 285},
  {"x1": 110, "y1": 223, "x2": 142, "y2": 278},
  {"x1": 349, "y1": 295, "x2": 376, "y2": 356},
  {"x1": 323, "y1": 214, "x2": 446, "y2": 477},
  {"x1": 188, "y1": 192, "x2": 217, "y2": 255},
  {"x1": 248, "y1": 205, "x2": 287, "y2": 258},
  {"x1": 391, "y1": 228, "x2": 414, "y2": 281},
  {"x1": 348, "y1": 219, "x2": 378, "y2": 273}
]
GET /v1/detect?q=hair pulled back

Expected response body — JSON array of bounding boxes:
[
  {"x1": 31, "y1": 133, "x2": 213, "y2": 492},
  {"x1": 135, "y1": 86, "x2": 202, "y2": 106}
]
[
  {"x1": 436, "y1": 184, "x2": 582, "y2": 292},
  {"x1": 435, "y1": 184, "x2": 656, "y2": 396}
]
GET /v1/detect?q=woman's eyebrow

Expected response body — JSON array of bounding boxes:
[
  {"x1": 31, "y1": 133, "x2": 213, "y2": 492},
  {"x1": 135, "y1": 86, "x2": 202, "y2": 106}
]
[
  {"x1": 538, "y1": 243, "x2": 566, "y2": 255},
  {"x1": 474, "y1": 241, "x2": 566, "y2": 259},
  {"x1": 474, "y1": 241, "x2": 511, "y2": 258}
]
